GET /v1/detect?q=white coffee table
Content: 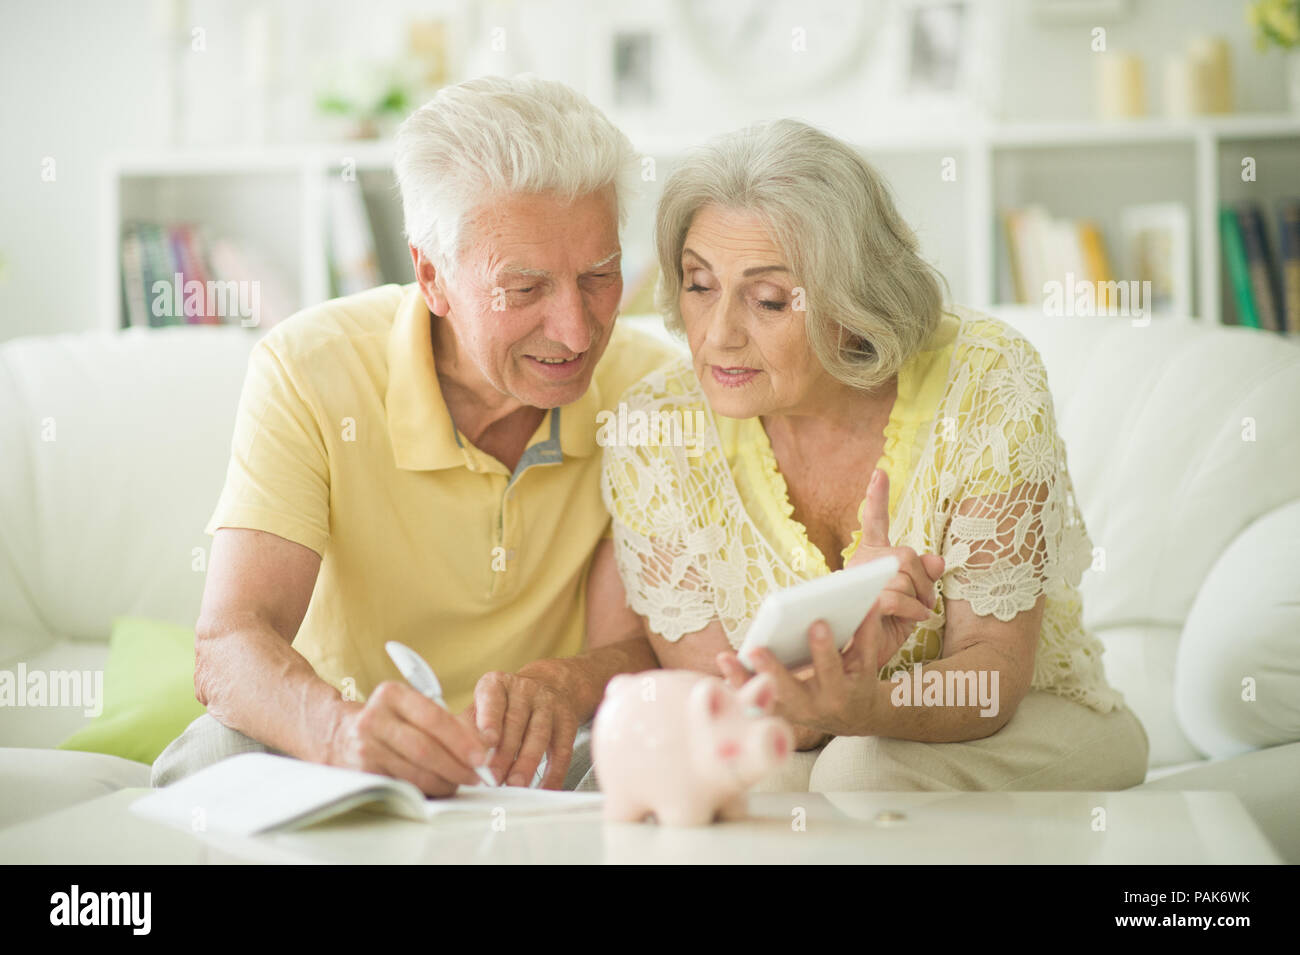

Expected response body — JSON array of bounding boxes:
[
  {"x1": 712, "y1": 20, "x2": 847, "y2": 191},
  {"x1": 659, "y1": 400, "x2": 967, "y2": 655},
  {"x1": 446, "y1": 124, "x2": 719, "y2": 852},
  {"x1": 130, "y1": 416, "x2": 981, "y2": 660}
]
[{"x1": 0, "y1": 788, "x2": 1282, "y2": 863}]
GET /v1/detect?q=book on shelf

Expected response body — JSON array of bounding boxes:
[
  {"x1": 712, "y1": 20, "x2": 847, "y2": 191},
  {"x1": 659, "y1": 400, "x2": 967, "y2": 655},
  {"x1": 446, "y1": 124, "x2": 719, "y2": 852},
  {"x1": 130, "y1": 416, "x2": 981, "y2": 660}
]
[
  {"x1": 1221, "y1": 200, "x2": 1298, "y2": 334},
  {"x1": 1077, "y1": 222, "x2": 1116, "y2": 311},
  {"x1": 119, "y1": 221, "x2": 294, "y2": 329},
  {"x1": 1277, "y1": 198, "x2": 1300, "y2": 335},
  {"x1": 119, "y1": 228, "x2": 148, "y2": 329},
  {"x1": 1001, "y1": 205, "x2": 1118, "y2": 311},
  {"x1": 1220, "y1": 207, "x2": 1258, "y2": 328},
  {"x1": 1237, "y1": 203, "x2": 1282, "y2": 332},
  {"x1": 325, "y1": 177, "x2": 382, "y2": 298},
  {"x1": 1005, "y1": 203, "x2": 1232, "y2": 320}
]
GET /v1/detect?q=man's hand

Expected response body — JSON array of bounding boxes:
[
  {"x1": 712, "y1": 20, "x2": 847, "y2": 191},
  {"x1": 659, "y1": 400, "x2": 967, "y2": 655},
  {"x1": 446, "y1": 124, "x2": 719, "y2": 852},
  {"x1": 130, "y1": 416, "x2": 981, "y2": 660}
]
[
  {"x1": 452, "y1": 539, "x2": 659, "y2": 790},
  {"x1": 464, "y1": 671, "x2": 582, "y2": 789},
  {"x1": 327, "y1": 681, "x2": 492, "y2": 797}
]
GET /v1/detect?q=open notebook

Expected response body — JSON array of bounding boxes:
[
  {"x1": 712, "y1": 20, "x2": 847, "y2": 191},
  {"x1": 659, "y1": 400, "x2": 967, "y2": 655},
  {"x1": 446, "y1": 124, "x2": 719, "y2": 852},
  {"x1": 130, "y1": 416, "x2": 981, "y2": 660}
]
[{"x1": 130, "y1": 753, "x2": 603, "y2": 836}]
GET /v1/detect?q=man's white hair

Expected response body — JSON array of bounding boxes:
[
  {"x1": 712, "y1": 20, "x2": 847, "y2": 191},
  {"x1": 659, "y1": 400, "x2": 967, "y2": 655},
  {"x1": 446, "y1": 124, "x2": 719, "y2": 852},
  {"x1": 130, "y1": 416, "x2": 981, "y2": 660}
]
[{"x1": 394, "y1": 74, "x2": 639, "y2": 278}]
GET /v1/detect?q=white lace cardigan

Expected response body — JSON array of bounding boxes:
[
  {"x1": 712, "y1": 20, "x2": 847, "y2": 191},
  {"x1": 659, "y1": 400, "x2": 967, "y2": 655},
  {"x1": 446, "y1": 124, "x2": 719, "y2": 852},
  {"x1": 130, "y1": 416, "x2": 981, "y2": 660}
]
[{"x1": 599, "y1": 306, "x2": 1125, "y2": 714}]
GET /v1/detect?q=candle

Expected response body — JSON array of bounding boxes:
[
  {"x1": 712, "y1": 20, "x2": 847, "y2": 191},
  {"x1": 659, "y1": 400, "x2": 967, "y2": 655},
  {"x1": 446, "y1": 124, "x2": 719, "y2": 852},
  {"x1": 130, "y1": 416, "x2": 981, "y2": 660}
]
[
  {"x1": 1187, "y1": 35, "x2": 1232, "y2": 114},
  {"x1": 1096, "y1": 53, "x2": 1146, "y2": 119},
  {"x1": 1163, "y1": 54, "x2": 1193, "y2": 117}
]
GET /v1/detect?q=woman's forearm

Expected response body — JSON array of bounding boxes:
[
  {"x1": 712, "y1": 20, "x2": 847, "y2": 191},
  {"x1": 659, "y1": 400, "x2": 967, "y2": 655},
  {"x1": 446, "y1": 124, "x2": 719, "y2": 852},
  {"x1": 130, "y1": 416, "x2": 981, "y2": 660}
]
[{"x1": 860, "y1": 642, "x2": 1029, "y2": 743}]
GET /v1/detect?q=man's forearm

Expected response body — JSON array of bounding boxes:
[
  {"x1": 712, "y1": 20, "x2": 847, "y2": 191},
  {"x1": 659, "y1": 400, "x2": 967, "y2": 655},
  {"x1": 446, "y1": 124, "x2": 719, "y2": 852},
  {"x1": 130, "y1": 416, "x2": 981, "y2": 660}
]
[
  {"x1": 516, "y1": 635, "x2": 658, "y2": 724},
  {"x1": 194, "y1": 617, "x2": 353, "y2": 764}
]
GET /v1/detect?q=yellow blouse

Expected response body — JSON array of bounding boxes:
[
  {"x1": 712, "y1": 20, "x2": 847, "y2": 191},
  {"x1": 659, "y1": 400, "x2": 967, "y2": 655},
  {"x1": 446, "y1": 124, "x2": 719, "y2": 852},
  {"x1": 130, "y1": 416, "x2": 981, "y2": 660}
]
[
  {"x1": 719, "y1": 307, "x2": 960, "y2": 576},
  {"x1": 601, "y1": 305, "x2": 1125, "y2": 713}
]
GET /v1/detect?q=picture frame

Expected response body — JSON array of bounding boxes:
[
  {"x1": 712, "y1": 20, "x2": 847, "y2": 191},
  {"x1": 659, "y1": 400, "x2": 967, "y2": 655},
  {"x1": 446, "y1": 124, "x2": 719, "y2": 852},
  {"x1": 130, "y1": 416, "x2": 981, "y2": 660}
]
[
  {"x1": 902, "y1": 0, "x2": 971, "y2": 97},
  {"x1": 897, "y1": 0, "x2": 1000, "y2": 118},
  {"x1": 612, "y1": 31, "x2": 657, "y2": 109},
  {"x1": 1119, "y1": 202, "x2": 1192, "y2": 317}
]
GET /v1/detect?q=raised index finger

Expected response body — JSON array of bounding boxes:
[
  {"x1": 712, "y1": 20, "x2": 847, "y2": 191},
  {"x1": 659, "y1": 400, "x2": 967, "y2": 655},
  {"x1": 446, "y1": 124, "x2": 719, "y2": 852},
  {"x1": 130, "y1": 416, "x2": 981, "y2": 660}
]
[{"x1": 858, "y1": 468, "x2": 891, "y2": 550}]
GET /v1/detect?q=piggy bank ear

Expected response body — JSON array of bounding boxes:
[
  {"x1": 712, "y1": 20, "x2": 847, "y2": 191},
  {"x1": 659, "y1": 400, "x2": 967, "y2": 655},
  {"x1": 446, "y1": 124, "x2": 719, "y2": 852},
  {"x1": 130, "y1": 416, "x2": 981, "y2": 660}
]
[
  {"x1": 606, "y1": 674, "x2": 636, "y2": 696},
  {"x1": 738, "y1": 672, "x2": 777, "y2": 714},
  {"x1": 688, "y1": 676, "x2": 730, "y2": 725}
]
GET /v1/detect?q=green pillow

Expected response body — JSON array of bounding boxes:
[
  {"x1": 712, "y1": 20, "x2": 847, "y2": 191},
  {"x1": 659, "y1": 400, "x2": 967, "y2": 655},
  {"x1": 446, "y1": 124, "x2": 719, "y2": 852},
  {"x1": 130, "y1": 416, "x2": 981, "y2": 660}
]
[{"x1": 58, "y1": 617, "x2": 206, "y2": 764}]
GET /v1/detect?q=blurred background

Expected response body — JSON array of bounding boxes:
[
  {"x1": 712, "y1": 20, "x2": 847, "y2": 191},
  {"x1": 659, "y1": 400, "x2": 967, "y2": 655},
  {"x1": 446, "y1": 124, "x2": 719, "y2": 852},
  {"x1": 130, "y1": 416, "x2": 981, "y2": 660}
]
[
  {"x1": 2, "y1": 2, "x2": 1300, "y2": 837},
  {"x1": 2, "y1": 0, "x2": 1299, "y2": 340}
]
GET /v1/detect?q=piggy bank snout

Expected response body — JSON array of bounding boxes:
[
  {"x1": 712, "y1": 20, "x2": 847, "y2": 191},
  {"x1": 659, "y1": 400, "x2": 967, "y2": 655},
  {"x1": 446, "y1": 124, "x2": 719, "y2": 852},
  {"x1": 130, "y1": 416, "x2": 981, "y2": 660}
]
[
  {"x1": 754, "y1": 717, "x2": 793, "y2": 767},
  {"x1": 714, "y1": 717, "x2": 793, "y2": 781}
]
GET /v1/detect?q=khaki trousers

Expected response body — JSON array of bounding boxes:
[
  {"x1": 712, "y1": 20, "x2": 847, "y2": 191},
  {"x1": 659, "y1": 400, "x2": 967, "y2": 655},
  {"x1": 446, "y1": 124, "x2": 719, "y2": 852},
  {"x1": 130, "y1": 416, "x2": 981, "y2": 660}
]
[{"x1": 751, "y1": 689, "x2": 1150, "y2": 793}]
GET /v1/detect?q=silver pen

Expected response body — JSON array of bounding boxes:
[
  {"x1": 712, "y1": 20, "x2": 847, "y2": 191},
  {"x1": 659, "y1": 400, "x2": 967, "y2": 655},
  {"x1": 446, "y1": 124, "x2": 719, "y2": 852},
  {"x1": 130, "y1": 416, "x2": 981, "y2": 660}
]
[{"x1": 384, "y1": 640, "x2": 498, "y2": 787}]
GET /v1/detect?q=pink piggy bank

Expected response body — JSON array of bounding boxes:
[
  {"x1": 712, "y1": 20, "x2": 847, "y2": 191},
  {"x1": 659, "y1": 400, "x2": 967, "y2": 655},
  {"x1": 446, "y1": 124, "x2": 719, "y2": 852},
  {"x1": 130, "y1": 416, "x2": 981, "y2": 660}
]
[{"x1": 592, "y1": 669, "x2": 794, "y2": 826}]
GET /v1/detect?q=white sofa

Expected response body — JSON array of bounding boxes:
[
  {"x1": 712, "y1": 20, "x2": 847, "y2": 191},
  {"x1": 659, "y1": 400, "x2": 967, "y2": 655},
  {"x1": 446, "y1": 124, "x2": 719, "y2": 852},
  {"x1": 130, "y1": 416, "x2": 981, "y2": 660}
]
[
  {"x1": 1, "y1": 308, "x2": 1298, "y2": 859},
  {"x1": 0, "y1": 326, "x2": 258, "y2": 828}
]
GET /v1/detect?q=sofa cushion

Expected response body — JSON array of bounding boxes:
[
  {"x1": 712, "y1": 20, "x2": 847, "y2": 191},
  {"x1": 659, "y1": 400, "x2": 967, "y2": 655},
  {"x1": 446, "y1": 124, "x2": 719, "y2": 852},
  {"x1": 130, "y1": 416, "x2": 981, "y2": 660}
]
[
  {"x1": 1094, "y1": 624, "x2": 1202, "y2": 769},
  {"x1": 0, "y1": 639, "x2": 109, "y2": 748},
  {"x1": 0, "y1": 327, "x2": 256, "y2": 645},
  {"x1": 0, "y1": 747, "x2": 150, "y2": 830},
  {"x1": 994, "y1": 312, "x2": 1300, "y2": 634},
  {"x1": 58, "y1": 617, "x2": 205, "y2": 764},
  {"x1": 1174, "y1": 500, "x2": 1300, "y2": 757}
]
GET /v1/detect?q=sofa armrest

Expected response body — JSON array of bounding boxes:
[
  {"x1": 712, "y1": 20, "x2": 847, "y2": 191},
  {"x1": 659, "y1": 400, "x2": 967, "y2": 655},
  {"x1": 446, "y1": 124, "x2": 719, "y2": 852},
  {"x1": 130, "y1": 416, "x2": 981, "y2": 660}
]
[{"x1": 1174, "y1": 500, "x2": 1300, "y2": 758}]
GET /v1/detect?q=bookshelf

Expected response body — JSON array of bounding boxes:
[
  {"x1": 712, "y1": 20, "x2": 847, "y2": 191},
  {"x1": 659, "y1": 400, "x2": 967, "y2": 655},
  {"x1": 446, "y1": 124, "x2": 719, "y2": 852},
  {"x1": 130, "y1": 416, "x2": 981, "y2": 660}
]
[
  {"x1": 101, "y1": 113, "x2": 1300, "y2": 333},
  {"x1": 101, "y1": 142, "x2": 405, "y2": 332}
]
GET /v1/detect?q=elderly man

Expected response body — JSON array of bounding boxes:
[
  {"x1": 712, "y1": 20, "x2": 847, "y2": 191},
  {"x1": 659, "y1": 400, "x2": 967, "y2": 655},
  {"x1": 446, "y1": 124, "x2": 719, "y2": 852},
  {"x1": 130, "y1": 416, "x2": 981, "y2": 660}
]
[{"x1": 151, "y1": 75, "x2": 673, "y2": 794}]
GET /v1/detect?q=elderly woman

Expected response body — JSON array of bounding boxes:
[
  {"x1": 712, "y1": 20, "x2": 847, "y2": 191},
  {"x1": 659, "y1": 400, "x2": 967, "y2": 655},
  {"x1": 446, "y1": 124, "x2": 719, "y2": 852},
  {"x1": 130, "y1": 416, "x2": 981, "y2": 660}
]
[{"x1": 599, "y1": 119, "x2": 1149, "y2": 792}]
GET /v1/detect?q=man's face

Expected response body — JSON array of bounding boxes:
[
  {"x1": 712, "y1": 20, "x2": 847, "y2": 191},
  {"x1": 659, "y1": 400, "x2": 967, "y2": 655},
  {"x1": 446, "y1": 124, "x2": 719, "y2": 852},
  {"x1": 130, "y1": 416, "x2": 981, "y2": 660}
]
[{"x1": 420, "y1": 187, "x2": 623, "y2": 410}]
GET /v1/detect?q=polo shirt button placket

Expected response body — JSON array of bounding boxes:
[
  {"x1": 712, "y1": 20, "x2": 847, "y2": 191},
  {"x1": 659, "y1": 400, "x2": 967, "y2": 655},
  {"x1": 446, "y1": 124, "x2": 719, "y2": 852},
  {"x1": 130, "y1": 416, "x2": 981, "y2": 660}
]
[{"x1": 489, "y1": 495, "x2": 509, "y2": 599}]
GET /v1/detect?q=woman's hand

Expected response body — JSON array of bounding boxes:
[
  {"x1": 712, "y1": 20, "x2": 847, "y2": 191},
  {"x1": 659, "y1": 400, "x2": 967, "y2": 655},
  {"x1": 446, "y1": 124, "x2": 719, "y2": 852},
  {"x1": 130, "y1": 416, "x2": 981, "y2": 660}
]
[
  {"x1": 846, "y1": 467, "x2": 945, "y2": 672},
  {"x1": 790, "y1": 722, "x2": 831, "y2": 750},
  {"x1": 716, "y1": 467, "x2": 944, "y2": 737},
  {"x1": 786, "y1": 665, "x2": 831, "y2": 749}
]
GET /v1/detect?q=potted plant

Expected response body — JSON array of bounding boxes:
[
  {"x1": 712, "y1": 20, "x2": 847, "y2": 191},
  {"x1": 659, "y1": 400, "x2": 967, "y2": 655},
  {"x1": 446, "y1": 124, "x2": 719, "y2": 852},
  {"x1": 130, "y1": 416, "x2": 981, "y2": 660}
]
[
  {"x1": 1248, "y1": 0, "x2": 1300, "y2": 111},
  {"x1": 315, "y1": 58, "x2": 423, "y2": 140}
]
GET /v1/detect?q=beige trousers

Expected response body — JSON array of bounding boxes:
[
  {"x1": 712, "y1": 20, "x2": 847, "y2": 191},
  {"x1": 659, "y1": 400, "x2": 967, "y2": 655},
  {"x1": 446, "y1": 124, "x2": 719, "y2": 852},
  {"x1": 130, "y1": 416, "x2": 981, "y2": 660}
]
[{"x1": 752, "y1": 689, "x2": 1150, "y2": 793}]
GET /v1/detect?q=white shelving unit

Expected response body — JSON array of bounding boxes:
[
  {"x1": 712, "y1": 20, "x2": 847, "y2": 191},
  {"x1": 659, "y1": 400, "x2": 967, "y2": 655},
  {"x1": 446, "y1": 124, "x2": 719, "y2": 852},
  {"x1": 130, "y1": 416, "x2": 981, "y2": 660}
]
[
  {"x1": 100, "y1": 141, "x2": 400, "y2": 332},
  {"x1": 101, "y1": 113, "x2": 1300, "y2": 332}
]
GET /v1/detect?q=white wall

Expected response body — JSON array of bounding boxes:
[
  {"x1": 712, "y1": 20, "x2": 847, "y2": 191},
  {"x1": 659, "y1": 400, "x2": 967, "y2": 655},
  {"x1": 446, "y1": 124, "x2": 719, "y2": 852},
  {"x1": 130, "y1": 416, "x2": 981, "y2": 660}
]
[
  {"x1": 1, "y1": 0, "x2": 170, "y2": 341},
  {"x1": 0, "y1": 0, "x2": 1292, "y2": 341}
]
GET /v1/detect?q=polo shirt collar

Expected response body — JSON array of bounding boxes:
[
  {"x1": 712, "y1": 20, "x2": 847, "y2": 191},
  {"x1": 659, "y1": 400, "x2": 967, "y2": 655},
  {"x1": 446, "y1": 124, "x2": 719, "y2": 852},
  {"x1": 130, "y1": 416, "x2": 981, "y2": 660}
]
[
  {"x1": 558, "y1": 364, "x2": 601, "y2": 458},
  {"x1": 387, "y1": 285, "x2": 464, "y2": 471},
  {"x1": 386, "y1": 284, "x2": 603, "y2": 470}
]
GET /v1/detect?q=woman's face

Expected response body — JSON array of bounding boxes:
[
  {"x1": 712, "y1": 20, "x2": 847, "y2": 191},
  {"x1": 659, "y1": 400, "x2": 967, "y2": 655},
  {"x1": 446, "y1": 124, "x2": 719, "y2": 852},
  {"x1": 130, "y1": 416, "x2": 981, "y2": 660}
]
[{"x1": 678, "y1": 204, "x2": 828, "y2": 419}]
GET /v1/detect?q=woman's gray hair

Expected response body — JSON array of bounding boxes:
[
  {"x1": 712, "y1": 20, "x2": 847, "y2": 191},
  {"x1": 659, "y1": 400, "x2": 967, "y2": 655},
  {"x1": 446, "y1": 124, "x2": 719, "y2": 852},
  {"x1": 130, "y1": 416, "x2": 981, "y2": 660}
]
[
  {"x1": 395, "y1": 75, "x2": 640, "y2": 278},
  {"x1": 655, "y1": 119, "x2": 948, "y2": 391}
]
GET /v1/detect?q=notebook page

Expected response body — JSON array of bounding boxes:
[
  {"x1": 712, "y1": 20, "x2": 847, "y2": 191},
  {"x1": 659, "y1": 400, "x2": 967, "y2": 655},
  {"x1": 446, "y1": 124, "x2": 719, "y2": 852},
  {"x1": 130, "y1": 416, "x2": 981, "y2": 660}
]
[
  {"x1": 422, "y1": 785, "x2": 603, "y2": 819},
  {"x1": 130, "y1": 753, "x2": 422, "y2": 835}
]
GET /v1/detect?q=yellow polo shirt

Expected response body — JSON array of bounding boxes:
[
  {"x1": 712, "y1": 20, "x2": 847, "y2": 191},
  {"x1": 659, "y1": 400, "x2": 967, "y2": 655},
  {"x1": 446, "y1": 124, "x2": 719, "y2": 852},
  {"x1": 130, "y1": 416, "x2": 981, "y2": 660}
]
[{"x1": 206, "y1": 282, "x2": 675, "y2": 712}]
